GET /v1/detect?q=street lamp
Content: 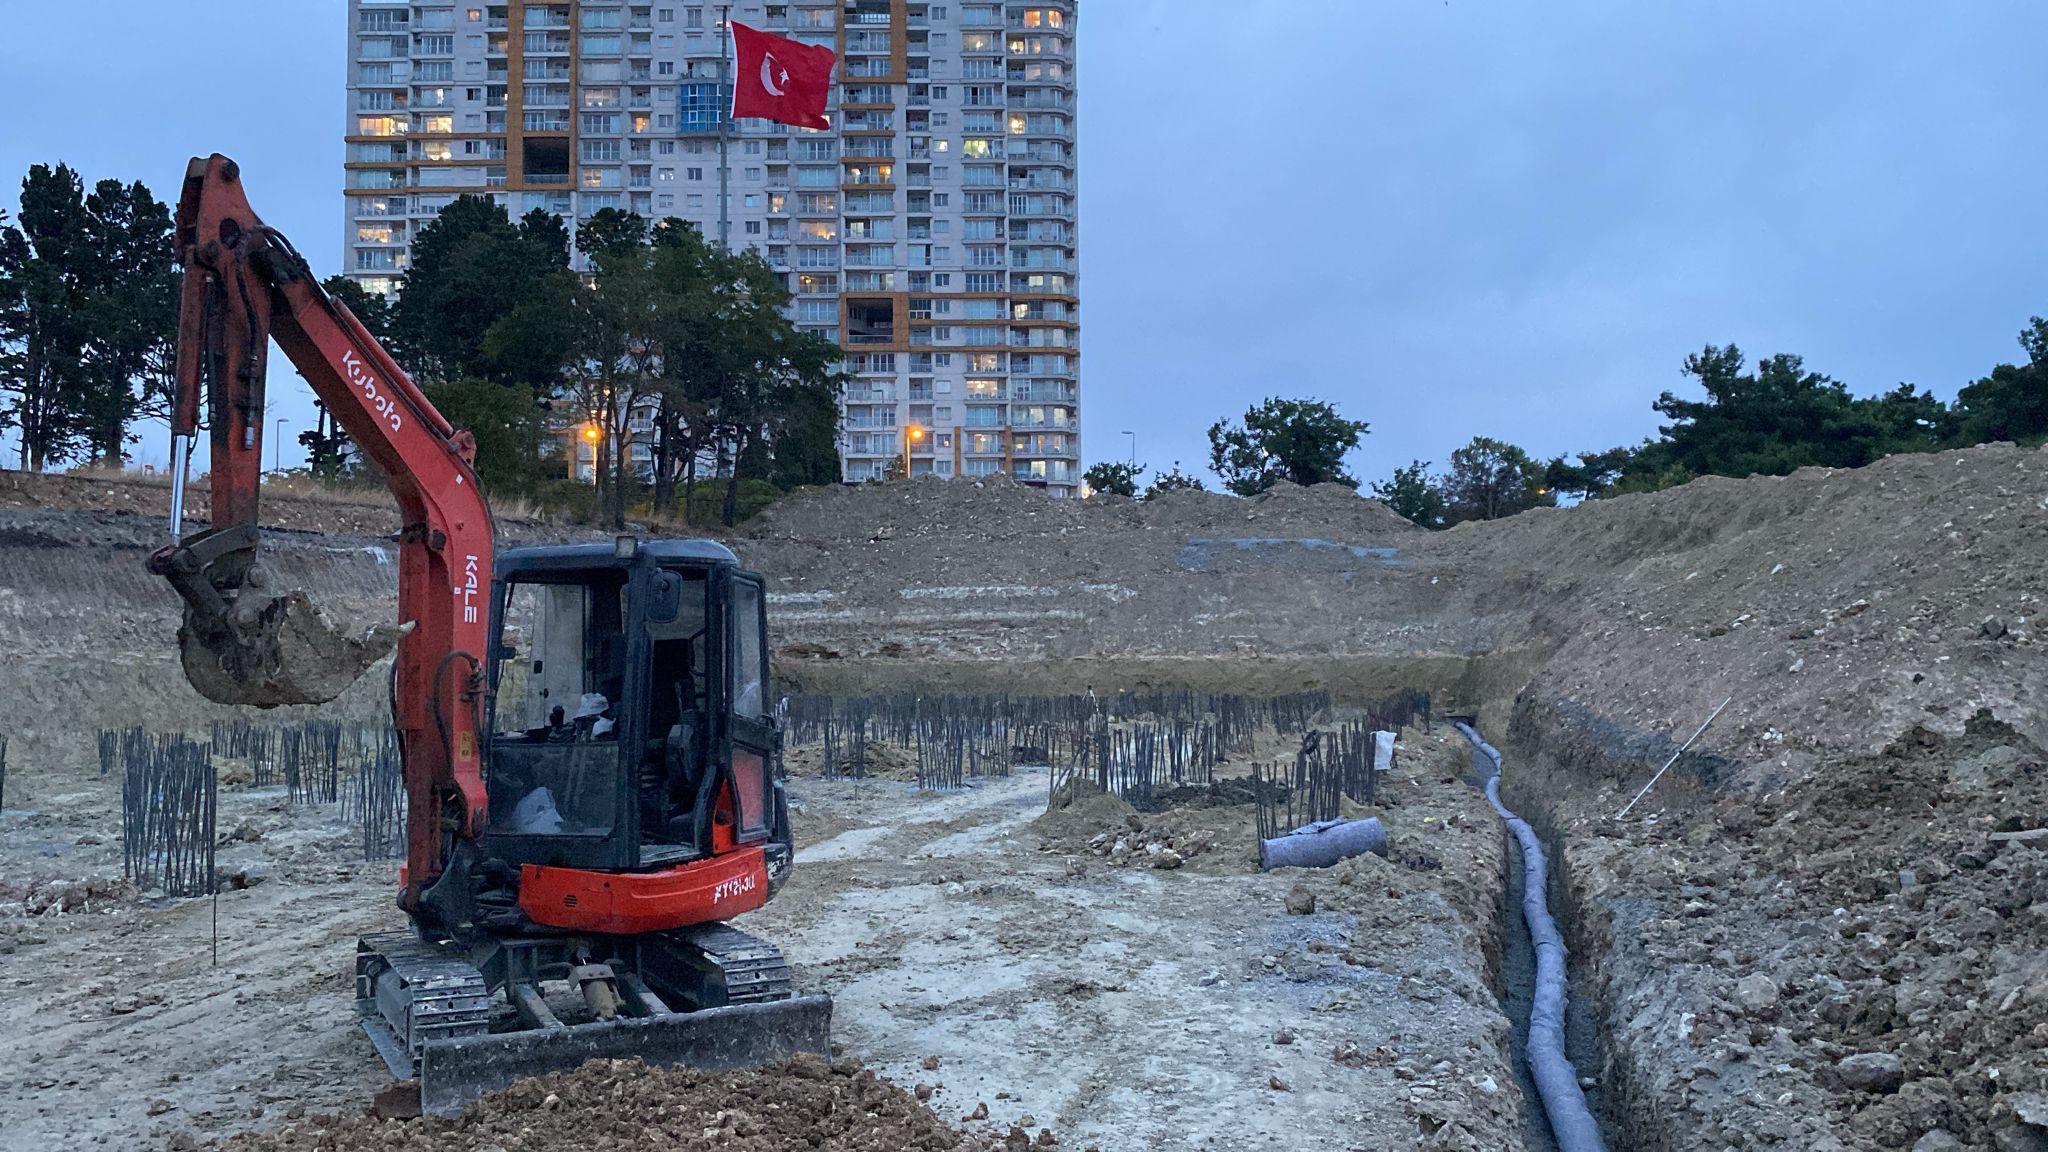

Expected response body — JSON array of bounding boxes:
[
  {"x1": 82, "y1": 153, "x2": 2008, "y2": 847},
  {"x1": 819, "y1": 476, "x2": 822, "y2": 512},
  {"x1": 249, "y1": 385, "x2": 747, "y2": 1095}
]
[
  {"x1": 903, "y1": 424, "x2": 927, "y2": 479},
  {"x1": 273, "y1": 418, "x2": 288, "y2": 476},
  {"x1": 1122, "y1": 430, "x2": 1135, "y2": 465}
]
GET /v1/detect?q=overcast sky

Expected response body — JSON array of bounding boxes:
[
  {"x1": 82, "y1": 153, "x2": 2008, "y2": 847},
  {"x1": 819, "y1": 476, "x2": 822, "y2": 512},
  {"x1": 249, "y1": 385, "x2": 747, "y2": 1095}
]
[{"x1": 3, "y1": 1, "x2": 2045, "y2": 485}]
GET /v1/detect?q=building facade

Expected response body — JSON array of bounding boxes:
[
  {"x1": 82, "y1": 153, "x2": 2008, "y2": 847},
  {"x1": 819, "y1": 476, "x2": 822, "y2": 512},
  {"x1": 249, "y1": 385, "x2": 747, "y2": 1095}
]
[{"x1": 343, "y1": 0, "x2": 1080, "y2": 495}]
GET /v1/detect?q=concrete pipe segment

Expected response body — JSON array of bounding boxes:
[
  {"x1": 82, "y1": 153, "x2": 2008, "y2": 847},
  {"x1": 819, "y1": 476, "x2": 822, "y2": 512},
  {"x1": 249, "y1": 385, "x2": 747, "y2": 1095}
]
[{"x1": 1456, "y1": 722, "x2": 1608, "y2": 1152}]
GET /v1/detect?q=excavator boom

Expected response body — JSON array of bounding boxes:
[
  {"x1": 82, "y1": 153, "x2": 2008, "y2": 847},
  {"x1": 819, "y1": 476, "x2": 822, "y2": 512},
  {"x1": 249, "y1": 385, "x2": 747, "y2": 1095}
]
[{"x1": 150, "y1": 154, "x2": 491, "y2": 908}]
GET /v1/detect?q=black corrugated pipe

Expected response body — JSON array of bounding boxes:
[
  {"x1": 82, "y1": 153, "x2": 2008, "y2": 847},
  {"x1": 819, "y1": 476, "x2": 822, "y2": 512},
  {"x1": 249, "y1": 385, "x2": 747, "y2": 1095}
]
[{"x1": 1457, "y1": 722, "x2": 1608, "y2": 1152}]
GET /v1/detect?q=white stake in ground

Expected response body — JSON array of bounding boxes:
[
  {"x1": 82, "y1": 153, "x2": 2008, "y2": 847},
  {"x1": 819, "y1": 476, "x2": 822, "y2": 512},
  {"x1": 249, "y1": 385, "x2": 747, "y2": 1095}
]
[{"x1": 1615, "y1": 696, "x2": 1733, "y2": 820}]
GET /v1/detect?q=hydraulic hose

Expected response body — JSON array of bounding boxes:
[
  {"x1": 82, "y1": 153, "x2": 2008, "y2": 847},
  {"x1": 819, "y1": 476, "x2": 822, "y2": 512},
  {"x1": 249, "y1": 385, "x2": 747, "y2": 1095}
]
[{"x1": 1456, "y1": 722, "x2": 1607, "y2": 1152}]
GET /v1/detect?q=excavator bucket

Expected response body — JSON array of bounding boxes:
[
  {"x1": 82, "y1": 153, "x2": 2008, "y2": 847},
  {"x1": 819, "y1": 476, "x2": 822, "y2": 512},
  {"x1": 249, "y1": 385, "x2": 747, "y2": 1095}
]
[
  {"x1": 176, "y1": 588, "x2": 405, "y2": 709},
  {"x1": 412, "y1": 996, "x2": 834, "y2": 1115},
  {"x1": 152, "y1": 524, "x2": 400, "y2": 709}
]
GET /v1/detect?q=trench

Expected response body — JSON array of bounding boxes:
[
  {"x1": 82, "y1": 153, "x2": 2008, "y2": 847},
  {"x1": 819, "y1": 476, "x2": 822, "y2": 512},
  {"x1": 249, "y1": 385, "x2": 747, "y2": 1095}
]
[
  {"x1": 1460, "y1": 724, "x2": 1617, "y2": 1152},
  {"x1": 1507, "y1": 821, "x2": 1615, "y2": 1150}
]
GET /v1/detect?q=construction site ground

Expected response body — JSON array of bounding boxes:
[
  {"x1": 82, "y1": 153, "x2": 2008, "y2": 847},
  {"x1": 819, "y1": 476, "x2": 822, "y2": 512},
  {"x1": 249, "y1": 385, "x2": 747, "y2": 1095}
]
[
  {"x1": 1, "y1": 728, "x2": 1522, "y2": 1151},
  {"x1": 1, "y1": 443, "x2": 2045, "y2": 1150}
]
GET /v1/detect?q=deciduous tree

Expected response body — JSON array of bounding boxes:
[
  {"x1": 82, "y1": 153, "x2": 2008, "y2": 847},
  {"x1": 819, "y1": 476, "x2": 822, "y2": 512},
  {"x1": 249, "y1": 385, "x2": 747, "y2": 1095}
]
[
  {"x1": 1083, "y1": 460, "x2": 1144, "y2": 497},
  {"x1": 1440, "y1": 437, "x2": 1551, "y2": 525},
  {"x1": 1370, "y1": 459, "x2": 1445, "y2": 528},
  {"x1": 1206, "y1": 397, "x2": 1370, "y2": 496}
]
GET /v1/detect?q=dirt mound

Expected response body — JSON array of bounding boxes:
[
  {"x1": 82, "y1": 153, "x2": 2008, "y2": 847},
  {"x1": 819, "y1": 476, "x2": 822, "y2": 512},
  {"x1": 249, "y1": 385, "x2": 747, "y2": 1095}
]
[
  {"x1": 745, "y1": 474, "x2": 1417, "y2": 549},
  {"x1": 783, "y1": 740, "x2": 918, "y2": 781},
  {"x1": 203, "y1": 1055, "x2": 1023, "y2": 1152},
  {"x1": 1028, "y1": 778, "x2": 1133, "y2": 848}
]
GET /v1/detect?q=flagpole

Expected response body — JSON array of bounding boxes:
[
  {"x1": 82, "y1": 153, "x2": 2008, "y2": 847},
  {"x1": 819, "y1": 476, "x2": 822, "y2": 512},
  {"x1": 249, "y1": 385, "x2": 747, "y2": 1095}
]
[{"x1": 717, "y1": 3, "x2": 733, "y2": 253}]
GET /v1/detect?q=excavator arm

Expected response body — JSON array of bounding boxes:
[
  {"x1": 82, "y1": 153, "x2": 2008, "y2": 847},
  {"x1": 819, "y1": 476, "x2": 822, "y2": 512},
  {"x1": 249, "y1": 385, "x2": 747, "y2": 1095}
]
[{"x1": 149, "y1": 154, "x2": 492, "y2": 910}]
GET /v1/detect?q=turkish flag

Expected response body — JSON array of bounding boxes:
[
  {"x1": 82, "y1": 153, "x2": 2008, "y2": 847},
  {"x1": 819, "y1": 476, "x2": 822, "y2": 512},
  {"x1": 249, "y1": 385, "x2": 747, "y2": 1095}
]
[{"x1": 730, "y1": 22, "x2": 836, "y2": 130}]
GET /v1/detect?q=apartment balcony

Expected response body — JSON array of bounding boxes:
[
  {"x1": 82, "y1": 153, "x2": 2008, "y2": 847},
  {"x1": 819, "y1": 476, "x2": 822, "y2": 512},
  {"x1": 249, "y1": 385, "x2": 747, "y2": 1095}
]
[
  {"x1": 1012, "y1": 128, "x2": 1075, "y2": 147},
  {"x1": 1009, "y1": 250, "x2": 1073, "y2": 271},
  {"x1": 1010, "y1": 384, "x2": 1078, "y2": 404},
  {"x1": 1006, "y1": 194, "x2": 1072, "y2": 218},
  {"x1": 1006, "y1": 144, "x2": 1072, "y2": 164},
  {"x1": 1009, "y1": 174, "x2": 1075, "y2": 195},
  {"x1": 1008, "y1": 90, "x2": 1071, "y2": 110},
  {"x1": 1007, "y1": 68, "x2": 1073, "y2": 87},
  {"x1": 1012, "y1": 445, "x2": 1080, "y2": 460}
]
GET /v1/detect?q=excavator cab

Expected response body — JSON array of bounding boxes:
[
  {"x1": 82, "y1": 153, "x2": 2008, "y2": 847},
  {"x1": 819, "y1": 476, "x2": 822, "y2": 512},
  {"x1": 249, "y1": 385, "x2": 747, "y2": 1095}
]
[{"x1": 484, "y1": 539, "x2": 791, "y2": 883}]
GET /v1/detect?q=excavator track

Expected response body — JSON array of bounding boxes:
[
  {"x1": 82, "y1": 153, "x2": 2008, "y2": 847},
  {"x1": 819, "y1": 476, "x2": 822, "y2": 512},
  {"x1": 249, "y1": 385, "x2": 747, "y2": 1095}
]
[
  {"x1": 667, "y1": 922, "x2": 800, "y2": 1007},
  {"x1": 355, "y1": 932, "x2": 493, "y2": 1078},
  {"x1": 355, "y1": 928, "x2": 829, "y2": 1115}
]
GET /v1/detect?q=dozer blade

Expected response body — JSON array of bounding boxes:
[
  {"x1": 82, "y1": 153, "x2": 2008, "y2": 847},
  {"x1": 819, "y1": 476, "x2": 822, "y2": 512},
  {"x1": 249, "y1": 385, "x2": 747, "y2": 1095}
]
[
  {"x1": 178, "y1": 588, "x2": 405, "y2": 708},
  {"x1": 416, "y1": 994, "x2": 834, "y2": 1116}
]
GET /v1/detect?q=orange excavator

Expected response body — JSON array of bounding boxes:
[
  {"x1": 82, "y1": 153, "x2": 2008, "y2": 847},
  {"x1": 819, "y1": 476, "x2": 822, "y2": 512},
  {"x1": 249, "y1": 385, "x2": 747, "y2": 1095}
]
[{"x1": 148, "y1": 155, "x2": 828, "y2": 1112}]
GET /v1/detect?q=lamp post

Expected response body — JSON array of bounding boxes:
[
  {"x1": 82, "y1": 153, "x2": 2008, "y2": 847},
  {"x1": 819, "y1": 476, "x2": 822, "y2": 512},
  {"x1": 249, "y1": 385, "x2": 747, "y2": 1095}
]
[
  {"x1": 274, "y1": 418, "x2": 288, "y2": 476},
  {"x1": 1122, "y1": 430, "x2": 1135, "y2": 465},
  {"x1": 579, "y1": 422, "x2": 601, "y2": 483},
  {"x1": 902, "y1": 423, "x2": 927, "y2": 479}
]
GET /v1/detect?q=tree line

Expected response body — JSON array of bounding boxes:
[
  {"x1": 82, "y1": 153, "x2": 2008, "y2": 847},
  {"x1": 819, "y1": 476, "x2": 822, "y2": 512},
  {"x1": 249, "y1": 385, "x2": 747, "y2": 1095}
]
[
  {"x1": 1087, "y1": 328, "x2": 2046, "y2": 527},
  {"x1": 1371, "y1": 333, "x2": 2047, "y2": 528},
  {"x1": 0, "y1": 164, "x2": 842, "y2": 528}
]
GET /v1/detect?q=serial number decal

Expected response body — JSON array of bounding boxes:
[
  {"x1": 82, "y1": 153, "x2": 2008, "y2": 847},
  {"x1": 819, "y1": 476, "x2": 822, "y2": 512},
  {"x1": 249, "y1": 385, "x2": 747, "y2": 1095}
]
[
  {"x1": 341, "y1": 349, "x2": 404, "y2": 433},
  {"x1": 713, "y1": 875, "x2": 758, "y2": 902}
]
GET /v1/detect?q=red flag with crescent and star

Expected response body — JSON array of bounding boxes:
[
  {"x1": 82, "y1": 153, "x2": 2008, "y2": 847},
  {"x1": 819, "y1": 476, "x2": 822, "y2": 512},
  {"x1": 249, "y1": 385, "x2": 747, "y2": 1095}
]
[{"x1": 730, "y1": 22, "x2": 836, "y2": 130}]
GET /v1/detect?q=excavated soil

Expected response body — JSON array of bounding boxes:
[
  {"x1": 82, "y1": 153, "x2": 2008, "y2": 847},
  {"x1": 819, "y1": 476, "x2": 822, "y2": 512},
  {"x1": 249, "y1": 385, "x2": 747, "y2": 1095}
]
[
  {"x1": 1534, "y1": 712, "x2": 2048, "y2": 1152},
  {"x1": 207, "y1": 1055, "x2": 1019, "y2": 1152}
]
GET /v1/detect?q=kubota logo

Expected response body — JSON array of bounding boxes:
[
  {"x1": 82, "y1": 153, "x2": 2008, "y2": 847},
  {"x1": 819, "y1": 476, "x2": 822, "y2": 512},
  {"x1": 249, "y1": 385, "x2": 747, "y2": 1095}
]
[
  {"x1": 713, "y1": 875, "x2": 757, "y2": 902},
  {"x1": 342, "y1": 349, "x2": 404, "y2": 433}
]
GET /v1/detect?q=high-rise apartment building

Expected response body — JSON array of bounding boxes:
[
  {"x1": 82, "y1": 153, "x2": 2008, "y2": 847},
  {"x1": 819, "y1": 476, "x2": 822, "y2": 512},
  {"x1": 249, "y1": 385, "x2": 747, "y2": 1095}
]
[{"x1": 344, "y1": 0, "x2": 1080, "y2": 494}]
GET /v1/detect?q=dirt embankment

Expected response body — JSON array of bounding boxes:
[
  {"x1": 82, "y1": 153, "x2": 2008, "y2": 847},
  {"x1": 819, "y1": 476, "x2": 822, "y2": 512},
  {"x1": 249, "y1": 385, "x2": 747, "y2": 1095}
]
[{"x1": 732, "y1": 445, "x2": 2046, "y2": 771}]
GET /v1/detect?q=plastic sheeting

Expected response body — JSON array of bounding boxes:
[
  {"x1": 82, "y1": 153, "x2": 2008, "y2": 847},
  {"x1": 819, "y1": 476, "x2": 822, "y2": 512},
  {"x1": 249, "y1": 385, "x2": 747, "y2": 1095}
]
[{"x1": 1456, "y1": 722, "x2": 1608, "y2": 1152}]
